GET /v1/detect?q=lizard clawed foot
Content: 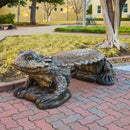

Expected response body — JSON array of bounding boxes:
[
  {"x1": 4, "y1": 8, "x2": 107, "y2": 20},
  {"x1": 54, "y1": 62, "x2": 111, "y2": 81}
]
[
  {"x1": 14, "y1": 87, "x2": 26, "y2": 98},
  {"x1": 36, "y1": 89, "x2": 71, "y2": 109},
  {"x1": 97, "y1": 73, "x2": 114, "y2": 86}
]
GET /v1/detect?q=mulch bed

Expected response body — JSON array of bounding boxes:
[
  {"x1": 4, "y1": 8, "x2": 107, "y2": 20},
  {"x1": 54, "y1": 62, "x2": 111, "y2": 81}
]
[{"x1": 15, "y1": 24, "x2": 49, "y2": 27}]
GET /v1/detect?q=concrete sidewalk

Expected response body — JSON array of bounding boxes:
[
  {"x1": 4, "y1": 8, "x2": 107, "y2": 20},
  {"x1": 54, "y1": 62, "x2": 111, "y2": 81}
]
[
  {"x1": 0, "y1": 25, "x2": 62, "y2": 41},
  {"x1": 0, "y1": 25, "x2": 129, "y2": 41},
  {"x1": 0, "y1": 62, "x2": 130, "y2": 130}
]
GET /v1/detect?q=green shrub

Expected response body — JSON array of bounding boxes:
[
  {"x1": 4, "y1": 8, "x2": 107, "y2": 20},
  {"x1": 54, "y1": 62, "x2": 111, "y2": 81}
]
[
  {"x1": 55, "y1": 26, "x2": 130, "y2": 34},
  {"x1": 14, "y1": 22, "x2": 30, "y2": 26},
  {"x1": 121, "y1": 17, "x2": 130, "y2": 21},
  {"x1": 86, "y1": 4, "x2": 92, "y2": 15},
  {"x1": 55, "y1": 26, "x2": 106, "y2": 33},
  {"x1": 0, "y1": 13, "x2": 15, "y2": 24},
  {"x1": 119, "y1": 26, "x2": 130, "y2": 33},
  {"x1": 86, "y1": 17, "x2": 130, "y2": 21},
  {"x1": 85, "y1": 18, "x2": 103, "y2": 21},
  {"x1": 94, "y1": 18, "x2": 103, "y2": 21}
]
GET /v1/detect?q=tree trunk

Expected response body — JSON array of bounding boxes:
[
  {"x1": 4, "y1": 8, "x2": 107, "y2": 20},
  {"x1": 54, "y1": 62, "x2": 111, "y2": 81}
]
[
  {"x1": 17, "y1": 0, "x2": 20, "y2": 22},
  {"x1": 47, "y1": 15, "x2": 50, "y2": 22},
  {"x1": 119, "y1": 0, "x2": 127, "y2": 26},
  {"x1": 30, "y1": 0, "x2": 37, "y2": 25},
  {"x1": 97, "y1": 0, "x2": 128, "y2": 50},
  {"x1": 83, "y1": 0, "x2": 86, "y2": 26},
  {"x1": 47, "y1": 11, "x2": 50, "y2": 22},
  {"x1": 76, "y1": 14, "x2": 79, "y2": 23}
]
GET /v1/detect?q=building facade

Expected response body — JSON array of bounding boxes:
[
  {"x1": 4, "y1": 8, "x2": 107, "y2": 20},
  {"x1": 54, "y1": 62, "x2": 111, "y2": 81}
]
[
  {"x1": 0, "y1": 0, "x2": 129, "y2": 23},
  {"x1": 0, "y1": 0, "x2": 84, "y2": 23},
  {"x1": 91, "y1": 0, "x2": 130, "y2": 18}
]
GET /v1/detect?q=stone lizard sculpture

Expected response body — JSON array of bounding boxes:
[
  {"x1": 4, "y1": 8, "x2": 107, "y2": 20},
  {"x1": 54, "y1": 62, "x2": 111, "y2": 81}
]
[{"x1": 12, "y1": 49, "x2": 114, "y2": 109}]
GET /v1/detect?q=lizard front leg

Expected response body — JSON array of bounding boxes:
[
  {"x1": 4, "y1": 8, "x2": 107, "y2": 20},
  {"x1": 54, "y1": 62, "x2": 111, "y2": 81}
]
[
  {"x1": 36, "y1": 75, "x2": 71, "y2": 109},
  {"x1": 14, "y1": 77, "x2": 35, "y2": 98}
]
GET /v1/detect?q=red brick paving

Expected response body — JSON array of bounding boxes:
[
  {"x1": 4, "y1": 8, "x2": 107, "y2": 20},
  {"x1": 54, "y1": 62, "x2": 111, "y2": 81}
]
[
  {"x1": 1, "y1": 117, "x2": 19, "y2": 129},
  {"x1": 34, "y1": 119, "x2": 54, "y2": 130},
  {"x1": 0, "y1": 68, "x2": 130, "y2": 130},
  {"x1": 87, "y1": 123, "x2": 107, "y2": 130}
]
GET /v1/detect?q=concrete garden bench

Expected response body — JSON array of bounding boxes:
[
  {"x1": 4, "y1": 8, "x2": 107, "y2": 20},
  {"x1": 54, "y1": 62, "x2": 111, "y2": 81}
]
[{"x1": 0, "y1": 24, "x2": 17, "y2": 30}]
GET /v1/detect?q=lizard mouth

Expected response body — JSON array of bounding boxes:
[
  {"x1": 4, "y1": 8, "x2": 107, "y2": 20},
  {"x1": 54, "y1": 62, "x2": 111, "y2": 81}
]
[{"x1": 12, "y1": 62, "x2": 49, "y2": 74}]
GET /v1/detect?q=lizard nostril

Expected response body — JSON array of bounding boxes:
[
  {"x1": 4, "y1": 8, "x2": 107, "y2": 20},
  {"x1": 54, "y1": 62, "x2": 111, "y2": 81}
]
[{"x1": 37, "y1": 59, "x2": 41, "y2": 62}]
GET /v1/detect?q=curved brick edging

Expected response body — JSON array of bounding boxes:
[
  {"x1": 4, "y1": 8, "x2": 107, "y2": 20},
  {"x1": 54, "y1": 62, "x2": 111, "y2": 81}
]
[
  {"x1": 0, "y1": 78, "x2": 26, "y2": 92},
  {"x1": 108, "y1": 55, "x2": 130, "y2": 62},
  {"x1": 0, "y1": 56, "x2": 130, "y2": 92}
]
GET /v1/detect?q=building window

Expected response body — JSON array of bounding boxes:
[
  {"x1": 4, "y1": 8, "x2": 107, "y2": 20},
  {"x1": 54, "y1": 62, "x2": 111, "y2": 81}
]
[
  {"x1": 54, "y1": 8, "x2": 57, "y2": 11},
  {"x1": 97, "y1": 5, "x2": 101, "y2": 13},
  {"x1": 60, "y1": 8, "x2": 63, "y2": 11},
  {"x1": 123, "y1": 3, "x2": 128, "y2": 12},
  {"x1": 7, "y1": 5, "x2": 11, "y2": 8},
  {"x1": 29, "y1": 6, "x2": 39, "y2": 10},
  {"x1": 29, "y1": 6, "x2": 31, "y2": 10}
]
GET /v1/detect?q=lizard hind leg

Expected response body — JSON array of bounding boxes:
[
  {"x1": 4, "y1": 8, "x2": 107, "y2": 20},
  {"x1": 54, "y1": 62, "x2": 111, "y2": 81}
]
[
  {"x1": 97, "y1": 60, "x2": 114, "y2": 86},
  {"x1": 97, "y1": 73, "x2": 114, "y2": 85},
  {"x1": 14, "y1": 86, "x2": 26, "y2": 98}
]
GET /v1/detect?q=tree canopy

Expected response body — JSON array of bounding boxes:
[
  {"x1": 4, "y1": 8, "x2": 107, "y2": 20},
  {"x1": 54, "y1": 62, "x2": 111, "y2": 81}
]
[
  {"x1": 86, "y1": 4, "x2": 92, "y2": 15},
  {"x1": 30, "y1": 0, "x2": 64, "y2": 24},
  {"x1": 37, "y1": 0, "x2": 64, "y2": 5},
  {"x1": 70, "y1": 0, "x2": 84, "y2": 21},
  {"x1": 0, "y1": 0, "x2": 27, "y2": 8}
]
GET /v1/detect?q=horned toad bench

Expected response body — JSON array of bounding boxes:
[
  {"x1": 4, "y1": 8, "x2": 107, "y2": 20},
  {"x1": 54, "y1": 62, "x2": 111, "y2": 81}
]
[{"x1": 12, "y1": 49, "x2": 114, "y2": 109}]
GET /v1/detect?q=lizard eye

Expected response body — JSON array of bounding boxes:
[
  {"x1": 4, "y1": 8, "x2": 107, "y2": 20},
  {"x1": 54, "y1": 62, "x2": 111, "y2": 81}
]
[{"x1": 26, "y1": 56, "x2": 33, "y2": 61}]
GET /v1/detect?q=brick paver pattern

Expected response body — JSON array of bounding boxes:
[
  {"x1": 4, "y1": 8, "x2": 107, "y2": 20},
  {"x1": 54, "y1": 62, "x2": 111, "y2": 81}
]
[{"x1": 0, "y1": 68, "x2": 130, "y2": 130}]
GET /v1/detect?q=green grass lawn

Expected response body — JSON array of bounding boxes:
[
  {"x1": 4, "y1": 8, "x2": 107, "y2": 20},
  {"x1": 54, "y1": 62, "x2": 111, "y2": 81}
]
[
  {"x1": 55, "y1": 26, "x2": 130, "y2": 34},
  {"x1": 0, "y1": 34, "x2": 130, "y2": 74}
]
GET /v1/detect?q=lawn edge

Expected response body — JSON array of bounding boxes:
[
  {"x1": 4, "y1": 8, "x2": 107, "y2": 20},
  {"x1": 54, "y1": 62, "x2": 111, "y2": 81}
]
[{"x1": 55, "y1": 30, "x2": 130, "y2": 35}]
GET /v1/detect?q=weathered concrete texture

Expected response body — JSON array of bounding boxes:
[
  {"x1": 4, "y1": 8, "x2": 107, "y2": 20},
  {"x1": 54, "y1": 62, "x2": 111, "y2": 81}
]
[
  {"x1": 0, "y1": 66, "x2": 130, "y2": 130},
  {"x1": 114, "y1": 65, "x2": 130, "y2": 71}
]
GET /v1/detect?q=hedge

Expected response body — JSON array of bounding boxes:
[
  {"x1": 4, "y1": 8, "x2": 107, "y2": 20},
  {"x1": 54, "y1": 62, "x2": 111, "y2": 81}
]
[
  {"x1": 55, "y1": 26, "x2": 130, "y2": 34},
  {"x1": 86, "y1": 17, "x2": 130, "y2": 21},
  {"x1": 14, "y1": 22, "x2": 30, "y2": 26},
  {"x1": 0, "y1": 13, "x2": 15, "y2": 24}
]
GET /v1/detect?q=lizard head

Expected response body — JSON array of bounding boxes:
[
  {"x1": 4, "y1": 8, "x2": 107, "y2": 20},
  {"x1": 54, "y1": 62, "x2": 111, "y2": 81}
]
[{"x1": 12, "y1": 50, "x2": 51, "y2": 74}]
